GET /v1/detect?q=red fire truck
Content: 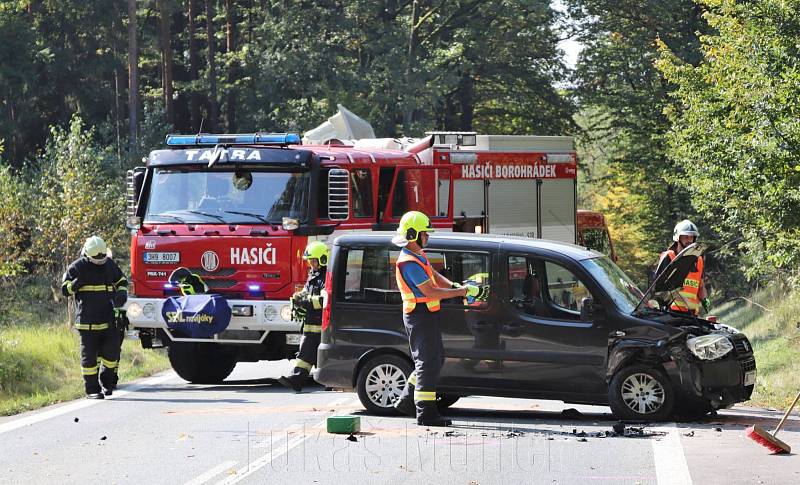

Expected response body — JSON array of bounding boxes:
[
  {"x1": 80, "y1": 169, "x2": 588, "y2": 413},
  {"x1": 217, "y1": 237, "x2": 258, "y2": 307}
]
[{"x1": 124, "y1": 131, "x2": 579, "y2": 383}]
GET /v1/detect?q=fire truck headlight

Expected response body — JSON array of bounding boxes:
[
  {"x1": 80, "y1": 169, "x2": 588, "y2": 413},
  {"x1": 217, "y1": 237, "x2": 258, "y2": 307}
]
[
  {"x1": 142, "y1": 303, "x2": 157, "y2": 320},
  {"x1": 280, "y1": 305, "x2": 292, "y2": 322},
  {"x1": 264, "y1": 305, "x2": 278, "y2": 322},
  {"x1": 282, "y1": 217, "x2": 299, "y2": 231},
  {"x1": 127, "y1": 302, "x2": 143, "y2": 319}
]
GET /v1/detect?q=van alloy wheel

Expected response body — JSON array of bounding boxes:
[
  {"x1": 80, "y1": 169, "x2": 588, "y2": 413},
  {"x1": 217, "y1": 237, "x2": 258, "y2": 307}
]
[
  {"x1": 620, "y1": 372, "x2": 666, "y2": 414},
  {"x1": 364, "y1": 363, "x2": 407, "y2": 408}
]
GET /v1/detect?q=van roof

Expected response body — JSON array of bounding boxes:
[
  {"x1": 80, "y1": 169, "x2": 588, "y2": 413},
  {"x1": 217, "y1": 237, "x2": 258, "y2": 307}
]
[{"x1": 333, "y1": 232, "x2": 603, "y2": 261}]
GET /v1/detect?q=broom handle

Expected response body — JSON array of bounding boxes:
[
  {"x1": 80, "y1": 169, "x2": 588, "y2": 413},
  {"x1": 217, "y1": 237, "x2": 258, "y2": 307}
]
[{"x1": 773, "y1": 390, "x2": 800, "y2": 436}]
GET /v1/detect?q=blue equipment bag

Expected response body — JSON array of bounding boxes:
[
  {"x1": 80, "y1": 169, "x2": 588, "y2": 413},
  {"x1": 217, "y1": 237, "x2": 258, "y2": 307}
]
[{"x1": 161, "y1": 294, "x2": 232, "y2": 338}]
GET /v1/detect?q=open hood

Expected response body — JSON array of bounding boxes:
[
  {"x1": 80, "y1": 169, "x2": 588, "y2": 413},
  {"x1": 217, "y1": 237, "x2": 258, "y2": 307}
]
[{"x1": 634, "y1": 242, "x2": 707, "y2": 314}]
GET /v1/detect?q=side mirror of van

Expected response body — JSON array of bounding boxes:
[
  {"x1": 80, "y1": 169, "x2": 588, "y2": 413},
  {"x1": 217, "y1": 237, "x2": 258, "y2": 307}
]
[{"x1": 580, "y1": 297, "x2": 596, "y2": 321}]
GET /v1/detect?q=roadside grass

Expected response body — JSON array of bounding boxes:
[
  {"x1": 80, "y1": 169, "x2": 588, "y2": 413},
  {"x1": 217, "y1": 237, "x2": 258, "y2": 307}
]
[
  {"x1": 0, "y1": 276, "x2": 169, "y2": 416},
  {"x1": 713, "y1": 283, "x2": 800, "y2": 410}
]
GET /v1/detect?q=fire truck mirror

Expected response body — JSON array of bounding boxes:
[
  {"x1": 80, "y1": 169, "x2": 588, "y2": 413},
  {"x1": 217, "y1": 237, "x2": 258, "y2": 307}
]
[
  {"x1": 328, "y1": 168, "x2": 350, "y2": 221},
  {"x1": 126, "y1": 167, "x2": 146, "y2": 229}
]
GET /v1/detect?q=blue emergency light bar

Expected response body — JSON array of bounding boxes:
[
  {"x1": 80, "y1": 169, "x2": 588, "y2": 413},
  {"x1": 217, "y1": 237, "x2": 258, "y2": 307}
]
[{"x1": 165, "y1": 132, "x2": 301, "y2": 147}]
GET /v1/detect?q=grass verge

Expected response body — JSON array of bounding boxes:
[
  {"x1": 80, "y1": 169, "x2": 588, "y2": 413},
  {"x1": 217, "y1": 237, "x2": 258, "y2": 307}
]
[
  {"x1": 0, "y1": 323, "x2": 169, "y2": 416},
  {"x1": 713, "y1": 283, "x2": 800, "y2": 410}
]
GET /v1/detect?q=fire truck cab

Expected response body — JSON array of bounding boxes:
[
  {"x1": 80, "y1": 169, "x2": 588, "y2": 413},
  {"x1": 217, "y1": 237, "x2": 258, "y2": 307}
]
[{"x1": 124, "y1": 132, "x2": 578, "y2": 383}]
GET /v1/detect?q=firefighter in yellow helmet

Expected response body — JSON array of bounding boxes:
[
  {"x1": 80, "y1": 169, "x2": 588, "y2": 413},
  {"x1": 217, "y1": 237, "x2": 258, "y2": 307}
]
[
  {"x1": 278, "y1": 241, "x2": 329, "y2": 392},
  {"x1": 655, "y1": 219, "x2": 709, "y2": 315},
  {"x1": 391, "y1": 211, "x2": 488, "y2": 426},
  {"x1": 61, "y1": 236, "x2": 128, "y2": 399}
]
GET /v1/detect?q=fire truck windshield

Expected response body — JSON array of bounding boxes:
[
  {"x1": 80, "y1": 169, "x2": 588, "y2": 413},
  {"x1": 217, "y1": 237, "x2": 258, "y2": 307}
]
[{"x1": 144, "y1": 169, "x2": 311, "y2": 224}]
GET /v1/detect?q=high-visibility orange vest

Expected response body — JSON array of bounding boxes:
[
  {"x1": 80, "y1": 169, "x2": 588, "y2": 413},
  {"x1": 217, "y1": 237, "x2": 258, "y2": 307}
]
[
  {"x1": 395, "y1": 250, "x2": 441, "y2": 314},
  {"x1": 659, "y1": 249, "x2": 704, "y2": 315}
]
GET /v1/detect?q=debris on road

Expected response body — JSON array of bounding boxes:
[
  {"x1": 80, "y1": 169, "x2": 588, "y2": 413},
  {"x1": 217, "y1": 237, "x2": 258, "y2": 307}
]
[
  {"x1": 561, "y1": 408, "x2": 585, "y2": 420},
  {"x1": 713, "y1": 427, "x2": 722, "y2": 432},
  {"x1": 327, "y1": 415, "x2": 360, "y2": 434},
  {"x1": 100, "y1": 436, "x2": 107, "y2": 441},
  {"x1": 73, "y1": 417, "x2": 79, "y2": 423},
  {"x1": 683, "y1": 430, "x2": 695, "y2": 437},
  {"x1": 346, "y1": 434, "x2": 358, "y2": 442}
]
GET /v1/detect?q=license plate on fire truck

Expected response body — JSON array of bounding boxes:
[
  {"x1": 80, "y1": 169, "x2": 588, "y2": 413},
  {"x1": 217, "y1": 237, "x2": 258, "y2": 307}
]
[
  {"x1": 144, "y1": 252, "x2": 180, "y2": 264},
  {"x1": 286, "y1": 334, "x2": 302, "y2": 345},
  {"x1": 744, "y1": 370, "x2": 756, "y2": 387}
]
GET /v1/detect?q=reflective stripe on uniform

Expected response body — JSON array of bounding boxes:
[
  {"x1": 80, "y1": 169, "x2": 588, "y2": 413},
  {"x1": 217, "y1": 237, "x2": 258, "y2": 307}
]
[
  {"x1": 395, "y1": 250, "x2": 441, "y2": 314},
  {"x1": 63, "y1": 280, "x2": 75, "y2": 295},
  {"x1": 415, "y1": 390, "x2": 437, "y2": 401},
  {"x1": 114, "y1": 276, "x2": 127, "y2": 288},
  {"x1": 99, "y1": 357, "x2": 118, "y2": 369},
  {"x1": 661, "y1": 250, "x2": 704, "y2": 315},
  {"x1": 408, "y1": 372, "x2": 417, "y2": 386},
  {"x1": 81, "y1": 365, "x2": 99, "y2": 375},
  {"x1": 310, "y1": 294, "x2": 323, "y2": 310},
  {"x1": 74, "y1": 323, "x2": 110, "y2": 331},
  {"x1": 78, "y1": 285, "x2": 115, "y2": 292},
  {"x1": 293, "y1": 359, "x2": 313, "y2": 371},
  {"x1": 303, "y1": 324, "x2": 322, "y2": 333}
]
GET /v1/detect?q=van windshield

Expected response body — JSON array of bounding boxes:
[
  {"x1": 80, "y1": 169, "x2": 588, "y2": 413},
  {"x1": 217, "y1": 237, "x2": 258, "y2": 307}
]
[
  {"x1": 145, "y1": 169, "x2": 311, "y2": 224},
  {"x1": 580, "y1": 256, "x2": 643, "y2": 314}
]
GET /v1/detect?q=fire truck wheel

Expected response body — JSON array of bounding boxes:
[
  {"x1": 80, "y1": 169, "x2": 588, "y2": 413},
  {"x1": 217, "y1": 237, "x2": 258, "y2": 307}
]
[{"x1": 168, "y1": 342, "x2": 238, "y2": 384}]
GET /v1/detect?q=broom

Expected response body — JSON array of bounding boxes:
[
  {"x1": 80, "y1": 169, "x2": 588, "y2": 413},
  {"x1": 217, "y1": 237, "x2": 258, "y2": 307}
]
[{"x1": 745, "y1": 390, "x2": 800, "y2": 454}]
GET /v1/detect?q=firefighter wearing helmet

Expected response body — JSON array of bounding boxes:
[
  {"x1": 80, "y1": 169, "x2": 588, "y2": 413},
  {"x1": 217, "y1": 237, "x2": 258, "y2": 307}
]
[
  {"x1": 278, "y1": 240, "x2": 329, "y2": 392},
  {"x1": 61, "y1": 236, "x2": 128, "y2": 399},
  {"x1": 655, "y1": 219, "x2": 709, "y2": 315},
  {"x1": 391, "y1": 211, "x2": 489, "y2": 427}
]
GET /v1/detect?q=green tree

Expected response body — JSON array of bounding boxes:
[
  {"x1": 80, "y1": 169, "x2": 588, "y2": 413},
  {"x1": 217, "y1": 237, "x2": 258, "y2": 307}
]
[{"x1": 657, "y1": 0, "x2": 800, "y2": 283}]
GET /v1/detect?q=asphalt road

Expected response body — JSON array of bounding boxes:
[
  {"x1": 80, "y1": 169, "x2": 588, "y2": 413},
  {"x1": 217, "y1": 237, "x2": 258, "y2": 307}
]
[{"x1": 1, "y1": 361, "x2": 799, "y2": 485}]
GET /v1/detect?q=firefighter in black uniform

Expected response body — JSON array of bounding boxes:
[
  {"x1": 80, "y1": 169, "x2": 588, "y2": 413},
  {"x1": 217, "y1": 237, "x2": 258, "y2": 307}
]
[
  {"x1": 61, "y1": 236, "x2": 128, "y2": 399},
  {"x1": 391, "y1": 211, "x2": 489, "y2": 427},
  {"x1": 277, "y1": 241, "x2": 328, "y2": 392}
]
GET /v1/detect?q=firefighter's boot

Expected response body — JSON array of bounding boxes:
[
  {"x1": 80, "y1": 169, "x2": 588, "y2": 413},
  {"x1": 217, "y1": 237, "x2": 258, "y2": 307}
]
[
  {"x1": 416, "y1": 401, "x2": 451, "y2": 427},
  {"x1": 86, "y1": 392, "x2": 104, "y2": 400},
  {"x1": 393, "y1": 384, "x2": 416, "y2": 417},
  {"x1": 277, "y1": 372, "x2": 306, "y2": 392}
]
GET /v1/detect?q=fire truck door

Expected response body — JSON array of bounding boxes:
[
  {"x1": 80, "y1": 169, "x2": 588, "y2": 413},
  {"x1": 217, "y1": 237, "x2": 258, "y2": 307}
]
[
  {"x1": 487, "y1": 179, "x2": 538, "y2": 238},
  {"x1": 539, "y1": 179, "x2": 577, "y2": 244}
]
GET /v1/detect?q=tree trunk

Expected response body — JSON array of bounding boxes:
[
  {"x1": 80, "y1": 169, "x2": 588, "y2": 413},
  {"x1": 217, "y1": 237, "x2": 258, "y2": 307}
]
[
  {"x1": 188, "y1": 0, "x2": 201, "y2": 130},
  {"x1": 457, "y1": 73, "x2": 474, "y2": 131},
  {"x1": 159, "y1": 0, "x2": 174, "y2": 126},
  {"x1": 206, "y1": 0, "x2": 218, "y2": 132},
  {"x1": 403, "y1": 0, "x2": 420, "y2": 134},
  {"x1": 225, "y1": 0, "x2": 236, "y2": 132},
  {"x1": 128, "y1": 0, "x2": 139, "y2": 152}
]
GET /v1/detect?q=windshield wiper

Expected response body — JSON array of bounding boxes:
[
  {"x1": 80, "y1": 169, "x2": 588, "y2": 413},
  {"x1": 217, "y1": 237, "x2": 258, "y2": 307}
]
[
  {"x1": 223, "y1": 210, "x2": 270, "y2": 224},
  {"x1": 185, "y1": 210, "x2": 227, "y2": 223},
  {"x1": 147, "y1": 213, "x2": 187, "y2": 224}
]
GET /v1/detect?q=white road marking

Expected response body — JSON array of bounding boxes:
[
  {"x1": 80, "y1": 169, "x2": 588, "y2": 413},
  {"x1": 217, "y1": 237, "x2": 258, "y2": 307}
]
[
  {"x1": 652, "y1": 423, "x2": 693, "y2": 485},
  {"x1": 0, "y1": 372, "x2": 176, "y2": 435},
  {"x1": 183, "y1": 460, "x2": 238, "y2": 485},
  {"x1": 215, "y1": 396, "x2": 356, "y2": 485}
]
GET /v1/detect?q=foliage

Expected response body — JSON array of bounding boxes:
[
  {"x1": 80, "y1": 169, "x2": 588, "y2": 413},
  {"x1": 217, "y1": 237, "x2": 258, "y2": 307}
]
[
  {"x1": 33, "y1": 116, "x2": 126, "y2": 276},
  {"x1": 657, "y1": 0, "x2": 800, "y2": 283},
  {"x1": 0, "y1": 164, "x2": 31, "y2": 277}
]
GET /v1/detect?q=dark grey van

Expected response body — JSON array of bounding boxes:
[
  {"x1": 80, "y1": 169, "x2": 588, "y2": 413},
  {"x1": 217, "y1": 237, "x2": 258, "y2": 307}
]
[{"x1": 315, "y1": 233, "x2": 756, "y2": 421}]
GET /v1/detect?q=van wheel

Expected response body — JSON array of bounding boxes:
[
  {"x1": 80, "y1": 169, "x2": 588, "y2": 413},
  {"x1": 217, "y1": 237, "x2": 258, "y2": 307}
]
[
  {"x1": 168, "y1": 342, "x2": 238, "y2": 384},
  {"x1": 609, "y1": 365, "x2": 674, "y2": 422},
  {"x1": 437, "y1": 394, "x2": 460, "y2": 411},
  {"x1": 356, "y1": 354, "x2": 412, "y2": 415}
]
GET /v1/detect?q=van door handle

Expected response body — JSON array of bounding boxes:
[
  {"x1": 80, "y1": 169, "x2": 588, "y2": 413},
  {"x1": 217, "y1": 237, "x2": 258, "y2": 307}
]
[{"x1": 612, "y1": 330, "x2": 626, "y2": 337}]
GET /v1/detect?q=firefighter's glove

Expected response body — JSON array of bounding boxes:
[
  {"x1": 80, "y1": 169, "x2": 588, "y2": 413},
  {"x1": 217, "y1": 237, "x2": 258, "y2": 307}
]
[
  {"x1": 291, "y1": 304, "x2": 307, "y2": 322},
  {"x1": 114, "y1": 288, "x2": 128, "y2": 307},
  {"x1": 451, "y1": 282, "x2": 462, "y2": 289},
  {"x1": 465, "y1": 284, "x2": 490, "y2": 303},
  {"x1": 701, "y1": 298, "x2": 711, "y2": 314}
]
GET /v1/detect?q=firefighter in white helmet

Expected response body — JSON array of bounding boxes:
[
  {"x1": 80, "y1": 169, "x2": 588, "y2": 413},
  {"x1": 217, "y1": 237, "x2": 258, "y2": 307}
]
[
  {"x1": 61, "y1": 236, "x2": 128, "y2": 399},
  {"x1": 277, "y1": 241, "x2": 329, "y2": 392},
  {"x1": 655, "y1": 219, "x2": 709, "y2": 315}
]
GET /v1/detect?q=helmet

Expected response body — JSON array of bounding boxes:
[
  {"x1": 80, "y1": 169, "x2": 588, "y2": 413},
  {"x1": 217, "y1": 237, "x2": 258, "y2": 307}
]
[
  {"x1": 302, "y1": 241, "x2": 329, "y2": 266},
  {"x1": 392, "y1": 211, "x2": 435, "y2": 247},
  {"x1": 168, "y1": 267, "x2": 208, "y2": 296},
  {"x1": 81, "y1": 236, "x2": 111, "y2": 265},
  {"x1": 673, "y1": 219, "x2": 699, "y2": 242}
]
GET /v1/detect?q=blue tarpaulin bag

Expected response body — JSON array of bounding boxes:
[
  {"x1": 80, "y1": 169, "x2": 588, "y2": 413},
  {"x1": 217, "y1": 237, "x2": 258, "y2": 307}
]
[{"x1": 161, "y1": 294, "x2": 232, "y2": 338}]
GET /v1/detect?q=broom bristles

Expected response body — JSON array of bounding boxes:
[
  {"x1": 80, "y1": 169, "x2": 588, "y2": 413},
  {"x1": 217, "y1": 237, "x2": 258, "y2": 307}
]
[{"x1": 746, "y1": 425, "x2": 791, "y2": 454}]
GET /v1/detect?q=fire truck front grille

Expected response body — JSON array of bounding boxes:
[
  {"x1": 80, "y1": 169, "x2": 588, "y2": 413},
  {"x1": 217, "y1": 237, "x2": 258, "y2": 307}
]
[
  {"x1": 206, "y1": 279, "x2": 237, "y2": 289},
  {"x1": 189, "y1": 267, "x2": 236, "y2": 277}
]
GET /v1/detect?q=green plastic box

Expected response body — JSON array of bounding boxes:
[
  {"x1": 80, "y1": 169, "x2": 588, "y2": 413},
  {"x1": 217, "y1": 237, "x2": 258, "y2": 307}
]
[{"x1": 327, "y1": 415, "x2": 361, "y2": 434}]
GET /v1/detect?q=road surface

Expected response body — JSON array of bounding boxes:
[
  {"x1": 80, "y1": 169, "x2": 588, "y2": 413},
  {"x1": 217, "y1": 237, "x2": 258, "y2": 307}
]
[{"x1": 1, "y1": 361, "x2": 798, "y2": 485}]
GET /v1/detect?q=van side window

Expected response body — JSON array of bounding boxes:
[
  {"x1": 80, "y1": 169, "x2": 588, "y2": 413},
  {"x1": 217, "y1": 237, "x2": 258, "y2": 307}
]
[
  {"x1": 543, "y1": 261, "x2": 591, "y2": 315},
  {"x1": 507, "y1": 256, "x2": 545, "y2": 316},
  {"x1": 423, "y1": 250, "x2": 490, "y2": 307},
  {"x1": 340, "y1": 247, "x2": 401, "y2": 305}
]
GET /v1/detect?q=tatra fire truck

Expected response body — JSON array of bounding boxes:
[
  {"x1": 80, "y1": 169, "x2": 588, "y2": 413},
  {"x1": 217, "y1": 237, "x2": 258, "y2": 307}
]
[{"x1": 125, "y1": 131, "x2": 579, "y2": 383}]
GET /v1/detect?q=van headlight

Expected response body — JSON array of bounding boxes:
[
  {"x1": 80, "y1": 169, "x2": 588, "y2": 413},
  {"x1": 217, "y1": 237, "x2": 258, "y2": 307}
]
[{"x1": 687, "y1": 334, "x2": 733, "y2": 360}]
